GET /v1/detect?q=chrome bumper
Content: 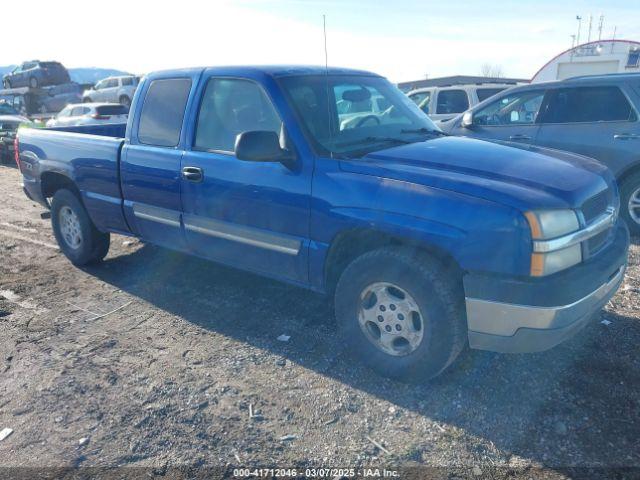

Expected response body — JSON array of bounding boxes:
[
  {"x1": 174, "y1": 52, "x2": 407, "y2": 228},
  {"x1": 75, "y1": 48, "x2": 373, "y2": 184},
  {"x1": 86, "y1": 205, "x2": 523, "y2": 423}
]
[{"x1": 466, "y1": 264, "x2": 625, "y2": 353}]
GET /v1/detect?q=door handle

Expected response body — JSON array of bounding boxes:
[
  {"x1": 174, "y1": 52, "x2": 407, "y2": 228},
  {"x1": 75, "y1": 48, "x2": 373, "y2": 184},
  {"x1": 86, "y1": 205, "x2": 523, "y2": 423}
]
[
  {"x1": 509, "y1": 134, "x2": 532, "y2": 141},
  {"x1": 614, "y1": 133, "x2": 640, "y2": 140},
  {"x1": 182, "y1": 166, "x2": 203, "y2": 182}
]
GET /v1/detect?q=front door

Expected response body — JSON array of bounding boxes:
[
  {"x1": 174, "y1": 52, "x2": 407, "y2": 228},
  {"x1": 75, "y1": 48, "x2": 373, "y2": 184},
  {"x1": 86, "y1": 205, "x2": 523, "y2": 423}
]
[
  {"x1": 463, "y1": 89, "x2": 547, "y2": 145},
  {"x1": 180, "y1": 74, "x2": 312, "y2": 284}
]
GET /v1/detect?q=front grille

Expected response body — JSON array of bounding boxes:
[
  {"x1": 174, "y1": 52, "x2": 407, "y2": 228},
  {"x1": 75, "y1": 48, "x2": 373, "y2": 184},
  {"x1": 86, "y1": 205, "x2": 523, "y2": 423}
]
[
  {"x1": 587, "y1": 229, "x2": 609, "y2": 255},
  {"x1": 0, "y1": 122, "x2": 19, "y2": 133},
  {"x1": 582, "y1": 190, "x2": 609, "y2": 224}
]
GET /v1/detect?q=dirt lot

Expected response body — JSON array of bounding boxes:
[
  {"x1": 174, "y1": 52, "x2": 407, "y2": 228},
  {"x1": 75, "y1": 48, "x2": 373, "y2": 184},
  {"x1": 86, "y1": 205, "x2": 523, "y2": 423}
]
[{"x1": 0, "y1": 164, "x2": 639, "y2": 479}]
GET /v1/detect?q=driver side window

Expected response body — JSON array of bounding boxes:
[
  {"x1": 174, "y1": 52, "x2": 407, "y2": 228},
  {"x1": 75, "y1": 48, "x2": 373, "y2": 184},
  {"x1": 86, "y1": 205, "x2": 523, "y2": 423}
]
[{"x1": 475, "y1": 91, "x2": 545, "y2": 126}]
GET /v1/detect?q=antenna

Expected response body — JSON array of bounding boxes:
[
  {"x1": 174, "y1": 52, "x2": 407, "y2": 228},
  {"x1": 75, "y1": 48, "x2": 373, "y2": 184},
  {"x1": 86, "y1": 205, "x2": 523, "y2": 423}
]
[{"x1": 323, "y1": 14, "x2": 334, "y2": 158}]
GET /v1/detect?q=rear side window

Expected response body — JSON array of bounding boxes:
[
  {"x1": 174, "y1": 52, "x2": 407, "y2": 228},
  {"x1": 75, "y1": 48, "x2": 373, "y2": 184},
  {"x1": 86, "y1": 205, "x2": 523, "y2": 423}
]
[
  {"x1": 122, "y1": 77, "x2": 133, "y2": 86},
  {"x1": 544, "y1": 86, "x2": 637, "y2": 123},
  {"x1": 97, "y1": 105, "x2": 128, "y2": 115},
  {"x1": 436, "y1": 89, "x2": 469, "y2": 114},
  {"x1": 476, "y1": 87, "x2": 506, "y2": 102},
  {"x1": 138, "y1": 78, "x2": 191, "y2": 147},
  {"x1": 194, "y1": 78, "x2": 282, "y2": 152}
]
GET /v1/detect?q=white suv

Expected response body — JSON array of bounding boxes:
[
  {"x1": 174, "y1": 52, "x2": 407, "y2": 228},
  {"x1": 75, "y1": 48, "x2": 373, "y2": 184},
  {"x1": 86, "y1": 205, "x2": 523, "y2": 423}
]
[
  {"x1": 46, "y1": 103, "x2": 128, "y2": 127},
  {"x1": 82, "y1": 75, "x2": 139, "y2": 107},
  {"x1": 407, "y1": 83, "x2": 516, "y2": 124}
]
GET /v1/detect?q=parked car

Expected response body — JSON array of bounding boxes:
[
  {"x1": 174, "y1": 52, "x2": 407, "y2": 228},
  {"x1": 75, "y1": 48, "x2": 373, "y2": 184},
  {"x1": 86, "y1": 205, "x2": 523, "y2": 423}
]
[
  {"x1": 35, "y1": 83, "x2": 83, "y2": 114},
  {"x1": 16, "y1": 66, "x2": 628, "y2": 382},
  {"x1": 0, "y1": 102, "x2": 30, "y2": 163},
  {"x1": 407, "y1": 83, "x2": 516, "y2": 123},
  {"x1": 3, "y1": 61, "x2": 70, "y2": 89},
  {"x1": 83, "y1": 75, "x2": 139, "y2": 107},
  {"x1": 441, "y1": 73, "x2": 640, "y2": 234},
  {"x1": 46, "y1": 103, "x2": 128, "y2": 127}
]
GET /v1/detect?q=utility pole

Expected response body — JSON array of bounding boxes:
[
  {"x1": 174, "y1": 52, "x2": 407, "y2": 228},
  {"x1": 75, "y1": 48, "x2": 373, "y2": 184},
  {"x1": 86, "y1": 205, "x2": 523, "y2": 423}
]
[
  {"x1": 570, "y1": 34, "x2": 576, "y2": 49},
  {"x1": 597, "y1": 14, "x2": 604, "y2": 41},
  {"x1": 587, "y1": 14, "x2": 593, "y2": 43},
  {"x1": 576, "y1": 15, "x2": 582, "y2": 46}
]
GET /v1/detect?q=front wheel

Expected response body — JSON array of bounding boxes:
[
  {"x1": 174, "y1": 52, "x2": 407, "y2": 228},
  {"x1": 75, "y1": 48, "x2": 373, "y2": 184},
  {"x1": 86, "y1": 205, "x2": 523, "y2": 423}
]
[
  {"x1": 51, "y1": 189, "x2": 110, "y2": 266},
  {"x1": 3, "y1": 79, "x2": 11, "y2": 89},
  {"x1": 620, "y1": 171, "x2": 640, "y2": 235},
  {"x1": 334, "y1": 247, "x2": 466, "y2": 382}
]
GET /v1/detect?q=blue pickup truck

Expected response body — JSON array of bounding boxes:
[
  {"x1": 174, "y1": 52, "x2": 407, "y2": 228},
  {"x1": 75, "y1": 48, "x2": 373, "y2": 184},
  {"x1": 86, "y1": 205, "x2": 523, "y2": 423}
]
[{"x1": 16, "y1": 66, "x2": 629, "y2": 381}]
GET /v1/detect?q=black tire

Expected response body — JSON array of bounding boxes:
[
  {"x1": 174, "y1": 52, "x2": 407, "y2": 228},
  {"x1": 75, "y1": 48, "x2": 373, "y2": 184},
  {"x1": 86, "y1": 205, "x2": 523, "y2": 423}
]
[
  {"x1": 51, "y1": 189, "x2": 110, "y2": 266},
  {"x1": 119, "y1": 95, "x2": 131, "y2": 108},
  {"x1": 29, "y1": 77, "x2": 38, "y2": 89},
  {"x1": 619, "y1": 171, "x2": 640, "y2": 236},
  {"x1": 3, "y1": 79, "x2": 11, "y2": 89},
  {"x1": 334, "y1": 246, "x2": 466, "y2": 382},
  {"x1": 83, "y1": 97, "x2": 93, "y2": 103}
]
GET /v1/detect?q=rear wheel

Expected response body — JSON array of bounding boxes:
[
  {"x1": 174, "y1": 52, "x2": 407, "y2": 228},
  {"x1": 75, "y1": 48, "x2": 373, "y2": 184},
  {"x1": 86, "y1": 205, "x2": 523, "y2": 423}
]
[
  {"x1": 3, "y1": 79, "x2": 11, "y2": 89},
  {"x1": 51, "y1": 189, "x2": 110, "y2": 266},
  {"x1": 620, "y1": 171, "x2": 640, "y2": 235},
  {"x1": 29, "y1": 77, "x2": 38, "y2": 89},
  {"x1": 334, "y1": 247, "x2": 466, "y2": 382},
  {"x1": 83, "y1": 97, "x2": 93, "y2": 103}
]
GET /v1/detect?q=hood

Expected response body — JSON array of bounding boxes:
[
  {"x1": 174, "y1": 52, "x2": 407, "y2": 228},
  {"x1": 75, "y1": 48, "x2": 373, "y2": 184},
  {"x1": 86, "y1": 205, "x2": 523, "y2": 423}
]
[
  {"x1": 0, "y1": 115, "x2": 31, "y2": 125},
  {"x1": 340, "y1": 136, "x2": 612, "y2": 211}
]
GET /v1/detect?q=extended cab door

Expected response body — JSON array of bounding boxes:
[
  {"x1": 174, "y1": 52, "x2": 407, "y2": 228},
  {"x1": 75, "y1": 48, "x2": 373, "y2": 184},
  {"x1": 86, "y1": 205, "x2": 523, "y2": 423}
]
[
  {"x1": 534, "y1": 84, "x2": 640, "y2": 176},
  {"x1": 461, "y1": 88, "x2": 548, "y2": 144},
  {"x1": 179, "y1": 72, "x2": 312, "y2": 284},
  {"x1": 120, "y1": 73, "x2": 197, "y2": 250}
]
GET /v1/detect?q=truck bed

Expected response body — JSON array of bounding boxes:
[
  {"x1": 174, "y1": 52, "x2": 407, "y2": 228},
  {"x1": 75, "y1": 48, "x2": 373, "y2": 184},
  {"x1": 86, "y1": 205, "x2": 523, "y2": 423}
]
[{"x1": 18, "y1": 123, "x2": 130, "y2": 233}]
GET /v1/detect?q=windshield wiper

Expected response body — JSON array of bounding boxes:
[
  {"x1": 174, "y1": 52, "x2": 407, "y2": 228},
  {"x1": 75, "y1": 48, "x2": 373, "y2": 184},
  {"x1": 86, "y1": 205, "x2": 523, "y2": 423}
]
[
  {"x1": 401, "y1": 127, "x2": 449, "y2": 136},
  {"x1": 335, "y1": 136, "x2": 415, "y2": 148}
]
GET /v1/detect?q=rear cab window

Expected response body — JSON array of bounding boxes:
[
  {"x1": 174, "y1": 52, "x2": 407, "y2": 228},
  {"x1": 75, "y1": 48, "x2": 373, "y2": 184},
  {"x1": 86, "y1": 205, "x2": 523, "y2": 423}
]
[
  {"x1": 436, "y1": 89, "x2": 469, "y2": 114},
  {"x1": 543, "y1": 86, "x2": 637, "y2": 123},
  {"x1": 138, "y1": 78, "x2": 192, "y2": 147}
]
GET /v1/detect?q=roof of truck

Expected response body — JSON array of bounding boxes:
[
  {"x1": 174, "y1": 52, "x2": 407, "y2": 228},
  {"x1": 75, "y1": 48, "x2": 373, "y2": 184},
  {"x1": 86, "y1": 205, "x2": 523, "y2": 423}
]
[{"x1": 149, "y1": 65, "x2": 380, "y2": 79}]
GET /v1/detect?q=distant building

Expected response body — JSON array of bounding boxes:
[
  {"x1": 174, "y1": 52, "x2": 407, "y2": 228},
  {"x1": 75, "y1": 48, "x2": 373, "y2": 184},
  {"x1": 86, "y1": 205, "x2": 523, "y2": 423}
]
[
  {"x1": 532, "y1": 39, "x2": 640, "y2": 83},
  {"x1": 397, "y1": 75, "x2": 528, "y2": 92}
]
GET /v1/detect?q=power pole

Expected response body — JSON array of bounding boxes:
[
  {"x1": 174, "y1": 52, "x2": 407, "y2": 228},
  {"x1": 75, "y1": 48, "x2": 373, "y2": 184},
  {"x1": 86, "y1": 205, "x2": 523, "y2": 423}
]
[
  {"x1": 597, "y1": 14, "x2": 604, "y2": 41},
  {"x1": 576, "y1": 15, "x2": 582, "y2": 46}
]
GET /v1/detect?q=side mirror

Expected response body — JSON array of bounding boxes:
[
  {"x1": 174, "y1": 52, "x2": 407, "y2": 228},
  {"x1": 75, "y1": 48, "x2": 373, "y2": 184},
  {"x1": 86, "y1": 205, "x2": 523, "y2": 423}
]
[
  {"x1": 235, "y1": 130, "x2": 294, "y2": 166},
  {"x1": 461, "y1": 111, "x2": 474, "y2": 128}
]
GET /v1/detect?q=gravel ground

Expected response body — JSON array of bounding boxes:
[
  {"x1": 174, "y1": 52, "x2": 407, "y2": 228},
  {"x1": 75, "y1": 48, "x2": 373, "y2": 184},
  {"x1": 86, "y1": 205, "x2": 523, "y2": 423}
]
[{"x1": 0, "y1": 164, "x2": 639, "y2": 479}]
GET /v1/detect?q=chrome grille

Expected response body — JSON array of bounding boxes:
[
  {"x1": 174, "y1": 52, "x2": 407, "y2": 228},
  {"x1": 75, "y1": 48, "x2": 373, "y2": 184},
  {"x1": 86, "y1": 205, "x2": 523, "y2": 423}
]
[{"x1": 582, "y1": 190, "x2": 609, "y2": 224}]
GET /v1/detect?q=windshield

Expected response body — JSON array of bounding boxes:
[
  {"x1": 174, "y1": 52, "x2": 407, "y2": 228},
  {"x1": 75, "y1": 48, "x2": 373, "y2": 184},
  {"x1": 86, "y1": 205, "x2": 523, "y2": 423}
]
[
  {"x1": 0, "y1": 103, "x2": 19, "y2": 115},
  {"x1": 280, "y1": 74, "x2": 441, "y2": 157}
]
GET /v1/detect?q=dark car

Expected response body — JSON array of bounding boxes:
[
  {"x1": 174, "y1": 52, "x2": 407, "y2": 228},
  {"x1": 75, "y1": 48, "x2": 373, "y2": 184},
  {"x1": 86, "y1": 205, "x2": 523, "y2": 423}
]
[
  {"x1": 36, "y1": 83, "x2": 83, "y2": 113},
  {"x1": 442, "y1": 73, "x2": 640, "y2": 233},
  {"x1": 3, "y1": 61, "x2": 70, "y2": 89},
  {"x1": 0, "y1": 102, "x2": 30, "y2": 163}
]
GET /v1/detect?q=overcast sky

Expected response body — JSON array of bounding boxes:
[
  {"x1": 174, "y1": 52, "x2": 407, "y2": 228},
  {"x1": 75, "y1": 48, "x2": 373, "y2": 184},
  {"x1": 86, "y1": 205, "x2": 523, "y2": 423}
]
[{"x1": 5, "y1": 0, "x2": 639, "y2": 82}]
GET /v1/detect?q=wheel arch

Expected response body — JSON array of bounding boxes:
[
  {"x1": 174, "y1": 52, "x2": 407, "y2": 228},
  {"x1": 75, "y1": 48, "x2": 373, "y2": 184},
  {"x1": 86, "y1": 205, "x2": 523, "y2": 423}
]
[
  {"x1": 616, "y1": 161, "x2": 640, "y2": 188},
  {"x1": 323, "y1": 227, "x2": 463, "y2": 295},
  {"x1": 40, "y1": 171, "x2": 82, "y2": 205}
]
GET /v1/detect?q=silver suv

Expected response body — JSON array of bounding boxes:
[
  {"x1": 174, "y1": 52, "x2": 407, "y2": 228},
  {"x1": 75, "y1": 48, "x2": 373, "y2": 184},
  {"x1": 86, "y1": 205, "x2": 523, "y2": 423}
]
[
  {"x1": 442, "y1": 73, "x2": 640, "y2": 233},
  {"x1": 83, "y1": 75, "x2": 139, "y2": 108},
  {"x1": 407, "y1": 83, "x2": 515, "y2": 123}
]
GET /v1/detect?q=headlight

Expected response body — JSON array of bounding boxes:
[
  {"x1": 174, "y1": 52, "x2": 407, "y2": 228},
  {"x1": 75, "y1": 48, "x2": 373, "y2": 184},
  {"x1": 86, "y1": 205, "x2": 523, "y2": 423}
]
[{"x1": 525, "y1": 209, "x2": 581, "y2": 276}]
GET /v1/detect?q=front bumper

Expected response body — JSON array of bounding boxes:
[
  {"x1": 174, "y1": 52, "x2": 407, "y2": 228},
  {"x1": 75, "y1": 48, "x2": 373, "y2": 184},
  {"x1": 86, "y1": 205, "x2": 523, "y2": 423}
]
[{"x1": 465, "y1": 223, "x2": 629, "y2": 353}]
